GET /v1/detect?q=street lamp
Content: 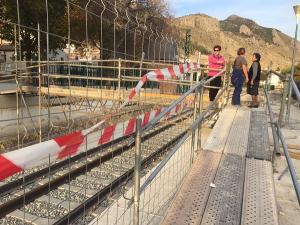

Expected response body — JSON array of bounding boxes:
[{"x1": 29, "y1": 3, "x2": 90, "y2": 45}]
[{"x1": 286, "y1": 4, "x2": 300, "y2": 123}]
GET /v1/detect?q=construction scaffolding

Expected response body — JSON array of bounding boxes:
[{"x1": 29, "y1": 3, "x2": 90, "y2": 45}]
[{"x1": 0, "y1": 0, "x2": 205, "y2": 152}]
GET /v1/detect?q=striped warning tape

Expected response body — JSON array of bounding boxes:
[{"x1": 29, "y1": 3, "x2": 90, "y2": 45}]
[{"x1": 0, "y1": 62, "x2": 200, "y2": 181}]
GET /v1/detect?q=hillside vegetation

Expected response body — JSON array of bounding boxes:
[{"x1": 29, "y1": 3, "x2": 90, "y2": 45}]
[{"x1": 174, "y1": 13, "x2": 300, "y2": 70}]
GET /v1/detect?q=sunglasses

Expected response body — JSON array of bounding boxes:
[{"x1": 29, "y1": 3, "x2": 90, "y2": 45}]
[{"x1": 214, "y1": 49, "x2": 220, "y2": 52}]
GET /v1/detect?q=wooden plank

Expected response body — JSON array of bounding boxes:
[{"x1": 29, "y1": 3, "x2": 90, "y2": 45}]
[{"x1": 203, "y1": 108, "x2": 238, "y2": 153}]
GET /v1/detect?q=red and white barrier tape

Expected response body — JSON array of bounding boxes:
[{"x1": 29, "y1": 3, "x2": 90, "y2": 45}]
[
  {"x1": 123, "y1": 62, "x2": 200, "y2": 106},
  {"x1": 0, "y1": 63, "x2": 199, "y2": 181}
]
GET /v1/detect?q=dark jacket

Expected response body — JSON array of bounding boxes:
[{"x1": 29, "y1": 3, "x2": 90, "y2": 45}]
[{"x1": 248, "y1": 61, "x2": 261, "y2": 82}]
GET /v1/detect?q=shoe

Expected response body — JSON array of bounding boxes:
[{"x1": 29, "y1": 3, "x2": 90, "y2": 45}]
[{"x1": 248, "y1": 104, "x2": 259, "y2": 108}]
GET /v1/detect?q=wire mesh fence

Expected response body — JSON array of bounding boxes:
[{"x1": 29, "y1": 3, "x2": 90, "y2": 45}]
[
  {"x1": 0, "y1": 1, "x2": 232, "y2": 224},
  {"x1": 89, "y1": 132, "x2": 193, "y2": 225},
  {"x1": 0, "y1": 67, "x2": 230, "y2": 224},
  {"x1": 0, "y1": 0, "x2": 188, "y2": 152},
  {"x1": 86, "y1": 71, "x2": 230, "y2": 225}
]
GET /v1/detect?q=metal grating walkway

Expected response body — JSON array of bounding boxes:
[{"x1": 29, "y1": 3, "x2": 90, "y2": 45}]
[
  {"x1": 241, "y1": 158, "x2": 278, "y2": 225},
  {"x1": 161, "y1": 151, "x2": 221, "y2": 225},
  {"x1": 223, "y1": 109, "x2": 250, "y2": 157},
  {"x1": 247, "y1": 110, "x2": 272, "y2": 161},
  {"x1": 200, "y1": 154, "x2": 245, "y2": 225},
  {"x1": 161, "y1": 107, "x2": 279, "y2": 225}
]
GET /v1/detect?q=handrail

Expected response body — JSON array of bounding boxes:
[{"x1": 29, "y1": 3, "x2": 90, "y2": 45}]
[
  {"x1": 124, "y1": 69, "x2": 226, "y2": 148},
  {"x1": 276, "y1": 122, "x2": 300, "y2": 205},
  {"x1": 267, "y1": 69, "x2": 300, "y2": 102},
  {"x1": 263, "y1": 88, "x2": 280, "y2": 155},
  {"x1": 264, "y1": 88, "x2": 300, "y2": 206},
  {"x1": 141, "y1": 69, "x2": 226, "y2": 135},
  {"x1": 291, "y1": 78, "x2": 300, "y2": 102},
  {"x1": 132, "y1": 69, "x2": 227, "y2": 199}
]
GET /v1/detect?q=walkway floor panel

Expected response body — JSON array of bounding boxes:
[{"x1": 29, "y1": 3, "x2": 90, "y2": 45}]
[
  {"x1": 223, "y1": 109, "x2": 251, "y2": 157},
  {"x1": 200, "y1": 154, "x2": 245, "y2": 225},
  {"x1": 247, "y1": 110, "x2": 272, "y2": 161},
  {"x1": 161, "y1": 151, "x2": 222, "y2": 225},
  {"x1": 241, "y1": 158, "x2": 278, "y2": 225},
  {"x1": 203, "y1": 108, "x2": 238, "y2": 153}
]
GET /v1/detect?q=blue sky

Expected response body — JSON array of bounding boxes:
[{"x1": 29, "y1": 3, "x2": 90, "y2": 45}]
[{"x1": 168, "y1": 0, "x2": 300, "y2": 37}]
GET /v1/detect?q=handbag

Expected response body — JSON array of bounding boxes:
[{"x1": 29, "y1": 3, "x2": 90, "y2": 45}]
[{"x1": 231, "y1": 74, "x2": 238, "y2": 85}]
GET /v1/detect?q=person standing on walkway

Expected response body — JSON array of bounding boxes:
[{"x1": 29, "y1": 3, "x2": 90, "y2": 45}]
[
  {"x1": 231, "y1": 47, "x2": 249, "y2": 105},
  {"x1": 247, "y1": 53, "x2": 261, "y2": 108},
  {"x1": 208, "y1": 45, "x2": 225, "y2": 102}
]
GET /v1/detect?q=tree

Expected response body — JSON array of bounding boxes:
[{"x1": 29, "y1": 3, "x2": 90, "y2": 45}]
[
  {"x1": 0, "y1": 0, "x2": 175, "y2": 60},
  {"x1": 0, "y1": 0, "x2": 67, "y2": 60}
]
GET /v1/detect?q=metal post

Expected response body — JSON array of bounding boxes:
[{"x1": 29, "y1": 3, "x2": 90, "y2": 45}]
[
  {"x1": 264, "y1": 88, "x2": 280, "y2": 156},
  {"x1": 184, "y1": 30, "x2": 191, "y2": 63},
  {"x1": 134, "y1": 118, "x2": 142, "y2": 225},
  {"x1": 197, "y1": 87, "x2": 204, "y2": 151},
  {"x1": 138, "y1": 52, "x2": 145, "y2": 105},
  {"x1": 264, "y1": 70, "x2": 270, "y2": 112},
  {"x1": 45, "y1": 0, "x2": 51, "y2": 139},
  {"x1": 38, "y1": 24, "x2": 42, "y2": 142},
  {"x1": 47, "y1": 154, "x2": 51, "y2": 225},
  {"x1": 189, "y1": 70, "x2": 194, "y2": 88},
  {"x1": 190, "y1": 88, "x2": 198, "y2": 164},
  {"x1": 67, "y1": 0, "x2": 71, "y2": 131},
  {"x1": 158, "y1": 32, "x2": 164, "y2": 61},
  {"x1": 118, "y1": 58, "x2": 121, "y2": 102},
  {"x1": 267, "y1": 62, "x2": 273, "y2": 91},
  {"x1": 286, "y1": 5, "x2": 300, "y2": 123},
  {"x1": 276, "y1": 123, "x2": 300, "y2": 205},
  {"x1": 85, "y1": 0, "x2": 92, "y2": 107},
  {"x1": 196, "y1": 51, "x2": 201, "y2": 71},
  {"x1": 16, "y1": 0, "x2": 21, "y2": 59},
  {"x1": 221, "y1": 64, "x2": 227, "y2": 108},
  {"x1": 279, "y1": 74, "x2": 290, "y2": 127},
  {"x1": 14, "y1": 24, "x2": 20, "y2": 149}
]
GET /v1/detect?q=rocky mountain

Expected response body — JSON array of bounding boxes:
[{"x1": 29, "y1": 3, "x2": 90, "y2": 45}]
[{"x1": 173, "y1": 13, "x2": 300, "y2": 70}]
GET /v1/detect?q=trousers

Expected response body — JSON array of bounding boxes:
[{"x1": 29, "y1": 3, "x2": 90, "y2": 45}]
[
  {"x1": 231, "y1": 69, "x2": 244, "y2": 105},
  {"x1": 208, "y1": 76, "x2": 222, "y2": 101}
]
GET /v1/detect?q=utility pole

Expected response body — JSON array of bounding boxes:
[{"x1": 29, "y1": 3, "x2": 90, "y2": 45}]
[
  {"x1": 184, "y1": 30, "x2": 191, "y2": 63},
  {"x1": 286, "y1": 5, "x2": 300, "y2": 123},
  {"x1": 181, "y1": 30, "x2": 191, "y2": 93}
]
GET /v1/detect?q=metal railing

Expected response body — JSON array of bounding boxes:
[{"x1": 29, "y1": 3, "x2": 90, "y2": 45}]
[
  {"x1": 264, "y1": 69, "x2": 300, "y2": 206},
  {"x1": 137, "y1": 72, "x2": 227, "y2": 194},
  {"x1": 0, "y1": 59, "x2": 213, "y2": 152},
  {"x1": 89, "y1": 69, "x2": 230, "y2": 225}
]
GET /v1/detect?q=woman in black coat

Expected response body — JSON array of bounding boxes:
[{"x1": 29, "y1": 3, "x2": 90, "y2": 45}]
[{"x1": 247, "y1": 53, "x2": 261, "y2": 108}]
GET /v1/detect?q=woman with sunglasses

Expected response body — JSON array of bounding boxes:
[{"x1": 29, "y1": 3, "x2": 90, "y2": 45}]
[{"x1": 208, "y1": 45, "x2": 225, "y2": 102}]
